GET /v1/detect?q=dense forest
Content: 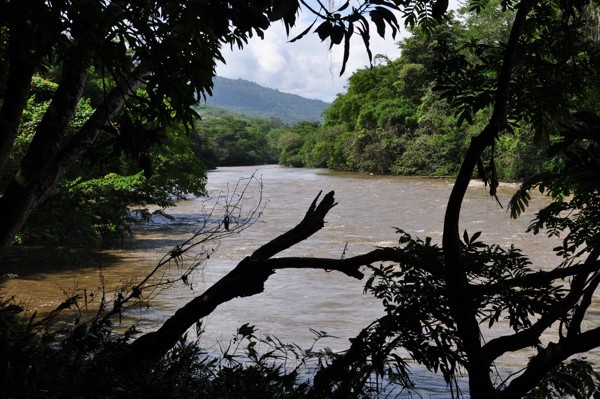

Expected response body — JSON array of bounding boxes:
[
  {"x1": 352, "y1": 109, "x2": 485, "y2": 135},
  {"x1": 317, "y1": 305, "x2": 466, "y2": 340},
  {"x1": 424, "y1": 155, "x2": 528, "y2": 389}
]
[
  {"x1": 2, "y1": 0, "x2": 600, "y2": 398},
  {"x1": 199, "y1": 7, "x2": 556, "y2": 180},
  {"x1": 272, "y1": 7, "x2": 553, "y2": 180}
]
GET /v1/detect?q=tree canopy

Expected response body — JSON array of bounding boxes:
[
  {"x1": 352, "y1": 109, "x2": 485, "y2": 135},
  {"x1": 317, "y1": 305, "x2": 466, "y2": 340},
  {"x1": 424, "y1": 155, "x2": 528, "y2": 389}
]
[
  {"x1": 289, "y1": 2, "x2": 600, "y2": 179},
  {"x1": 0, "y1": 0, "x2": 300, "y2": 258},
  {"x1": 0, "y1": 0, "x2": 451, "y2": 258}
]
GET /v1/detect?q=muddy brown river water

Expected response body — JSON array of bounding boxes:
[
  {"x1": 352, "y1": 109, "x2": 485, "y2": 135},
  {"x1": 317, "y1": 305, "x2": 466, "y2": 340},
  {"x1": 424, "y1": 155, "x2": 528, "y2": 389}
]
[{"x1": 3, "y1": 165, "x2": 598, "y2": 396}]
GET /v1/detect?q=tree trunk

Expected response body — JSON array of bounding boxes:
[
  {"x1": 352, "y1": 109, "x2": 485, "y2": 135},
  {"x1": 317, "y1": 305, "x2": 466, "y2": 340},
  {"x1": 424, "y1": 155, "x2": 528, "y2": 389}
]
[
  {"x1": 0, "y1": 5, "x2": 46, "y2": 174},
  {"x1": 0, "y1": 1, "x2": 136, "y2": 263},
  {"x1": 0, "y1": 38, "x2": 38, "y2": 173},
  {"x1": 0, "y1": 63, "x2": 147, "y2": 263},
  {"x1": 441, "y1": 0, "x2": 536, "y2": 397}
]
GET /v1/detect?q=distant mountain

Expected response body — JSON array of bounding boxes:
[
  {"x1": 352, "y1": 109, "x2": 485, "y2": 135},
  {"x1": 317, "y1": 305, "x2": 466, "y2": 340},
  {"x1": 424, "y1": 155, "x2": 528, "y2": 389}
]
[{"x1": 202, "y1": 76, "x2": 329, "y2": 124}]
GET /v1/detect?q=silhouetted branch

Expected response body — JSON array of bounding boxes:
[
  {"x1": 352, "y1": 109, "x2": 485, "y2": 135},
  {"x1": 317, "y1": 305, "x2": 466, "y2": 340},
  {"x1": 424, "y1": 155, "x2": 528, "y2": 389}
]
[
  {"x1": 97, "y1": 174, "x2": 265, "y2": 323},
  {"x1": 567, "y1": 249, "x2": 600, "y2": 337},
  {"x1": 125, "y1": 190, "x2": 384, "y2": 365},
  {"x1": 471, "y1": 260, "x2": 600, "y2": 297},
  {"x1": 482, "y1": 250, "x2": 600, "y2": 365},
  {"x1": 498, "y1": 326, "x2": 600, "y2": 399},
  {"x1": 251, "y1": 190, "x2": 336, "y2": 259}
]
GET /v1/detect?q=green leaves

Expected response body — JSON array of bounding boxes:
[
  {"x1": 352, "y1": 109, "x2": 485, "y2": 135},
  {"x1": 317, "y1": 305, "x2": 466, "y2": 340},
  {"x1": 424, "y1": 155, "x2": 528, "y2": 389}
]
[
  {"x1": 467, "y1": 0, "x2": 491, "y2": 13},
  {"x1": 194, "y1": 111, "x2": 281, "y2": 167}
]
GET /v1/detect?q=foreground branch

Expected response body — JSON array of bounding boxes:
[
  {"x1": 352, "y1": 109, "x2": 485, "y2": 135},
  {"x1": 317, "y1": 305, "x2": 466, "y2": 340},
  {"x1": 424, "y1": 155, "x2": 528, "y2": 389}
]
[
  {"x1": 499, "y1": 327, "x2": 600, "y2": 399},
  {"x1": 471, "y1": 260, "x2": 600, "y2": 297},
  {"x1": 125, "y1": 191, "x2": 385, "y2": 365}
]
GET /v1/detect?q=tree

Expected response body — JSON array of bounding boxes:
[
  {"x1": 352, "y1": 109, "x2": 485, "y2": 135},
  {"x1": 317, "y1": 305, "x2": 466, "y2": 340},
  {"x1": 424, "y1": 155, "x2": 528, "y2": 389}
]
[
  {"x1": 316, "y1": 5, "x2": 567, "y2": 178},
  {"x1": 192, "y1": 112, "x2": 280, "y2": 167},
  {"x1": 0, "y1": 0, "x2": 300, "y2": 259},
  {"x1": 2, "y1": 75, "x2": 209, "y2": 245},
  {"x1": 0, "y1": 0, "x2": 418, "y2": 259}
]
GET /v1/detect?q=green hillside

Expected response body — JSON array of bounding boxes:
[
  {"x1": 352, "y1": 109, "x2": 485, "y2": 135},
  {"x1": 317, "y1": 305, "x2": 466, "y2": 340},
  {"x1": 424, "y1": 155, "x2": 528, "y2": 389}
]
[{"x1": 202, "y1": 76, "x2": 329, "y2": 124}]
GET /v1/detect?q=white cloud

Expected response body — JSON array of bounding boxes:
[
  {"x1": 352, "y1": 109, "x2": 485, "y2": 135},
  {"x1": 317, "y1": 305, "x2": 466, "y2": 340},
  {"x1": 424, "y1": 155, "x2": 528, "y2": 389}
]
[
  {"x1": 216, "y1": 11, "x2": 404, "y2": 102},
  {"x1": 216, "y1": 0, "x2": 464, "y2": 102}
]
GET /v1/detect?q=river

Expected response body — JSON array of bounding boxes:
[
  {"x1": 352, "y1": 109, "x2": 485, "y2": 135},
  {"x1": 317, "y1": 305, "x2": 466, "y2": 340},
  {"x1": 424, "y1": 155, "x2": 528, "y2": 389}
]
[{"x1": 2, "y1": 165, "x2": 595, "y2": 396}]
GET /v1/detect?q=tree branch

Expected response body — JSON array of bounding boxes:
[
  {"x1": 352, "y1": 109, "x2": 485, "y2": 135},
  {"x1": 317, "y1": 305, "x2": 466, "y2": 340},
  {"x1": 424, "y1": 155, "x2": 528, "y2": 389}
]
[
  {"x1": 482, "y1": 250, "x2": 600, "y2": 363},
  {"x1": 482, "y1": 271, "x2": 591, "y2": 363},
  {"x1": 498, "y1": 327, "x2": 600, "y2": 399},
  {"x1": 265, "y1": 249, "x2": 393, "y2": 279},
  {"x1": 125, "y1": 191, "x2": 381, "y2": 365},
  {"x1": 470, "y1": 260, "x2": 600, "y2": 297},
  {"x1": 567, "y1": 249, "x2": 600, "y2": 337},
  {"x1": 251, "y1": 190, "x2": 337, "y2": 259}
]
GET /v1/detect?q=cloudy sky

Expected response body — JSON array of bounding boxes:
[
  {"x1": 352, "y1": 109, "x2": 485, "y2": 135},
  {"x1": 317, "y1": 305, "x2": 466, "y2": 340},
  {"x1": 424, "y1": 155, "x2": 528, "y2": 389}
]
[{"x1": 215, "y1": 7, "x2": 408, "y2": 103}]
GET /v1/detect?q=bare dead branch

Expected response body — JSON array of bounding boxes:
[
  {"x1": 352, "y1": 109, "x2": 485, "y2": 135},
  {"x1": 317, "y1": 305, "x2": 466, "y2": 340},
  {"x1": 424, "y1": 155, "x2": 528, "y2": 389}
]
[
  {"x1": 251, "y1": 190, "x2": 337, "y2": 260},
  {"x1": 99, "y1": 173, "x2": 265, "y2": 322},
  {"x1": 123, "y1": 190, "x2": 386, "y2": 366}
]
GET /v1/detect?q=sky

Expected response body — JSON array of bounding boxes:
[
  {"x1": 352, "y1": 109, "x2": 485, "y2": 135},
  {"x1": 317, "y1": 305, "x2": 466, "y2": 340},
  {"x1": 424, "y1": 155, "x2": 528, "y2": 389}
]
[{"x1": 215, "y1": 5, "x2": 408, "y2": 103}]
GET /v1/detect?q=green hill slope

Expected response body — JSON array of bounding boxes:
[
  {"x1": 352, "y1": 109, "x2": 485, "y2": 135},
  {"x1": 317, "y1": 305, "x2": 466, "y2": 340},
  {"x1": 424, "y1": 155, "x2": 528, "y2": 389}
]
[{"x1": 203, "y1": 76, "x2": 329, "y2": 124}]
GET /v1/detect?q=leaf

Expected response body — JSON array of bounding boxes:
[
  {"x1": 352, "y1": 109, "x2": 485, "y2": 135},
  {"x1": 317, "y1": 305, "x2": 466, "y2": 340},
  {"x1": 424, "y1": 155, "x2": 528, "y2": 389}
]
[
  {"x1": 269, "y1": 0, "x2": 296, "y2": 21},
  {"x1": 339, "y1": 22, "x2": 353, "y2": 76},
  {"x1": 315, "y1": 21, "x2": 332, "y2": 41},
  {"x1": 470, "y1": 231, "x2": 482, "y2": 244},
  {"x1": 330, "y1": 23, "x2": 345, "y2": 47},
  {"x1": 289, "y1": 19, "x2": 317, "y2": 43},
  {"x1": 468, "y1": 0, "x2": 490, "y2": 13},
  {"x1": 372, "y1": 6, "x2": 399, "y2": 38},
  {"x1": 431, "y1": 0, "x2": 449, "y2": 21},
  {"x1": 509, "y1": 188, "x2": 532, "y2": 219},
  {"x1": 356, "y1": 17, "x2": 372, "y2": 66},
  {"x1": 370, "y1": 11, "x2": 386, "y2": 38},
  {"x1": 336, "y1": 0, "x2": 350, "y2": 12},
  {"x1": 237, "y1": 323, "x2": 256, "y2": 338},
  {"x1": 370, "y1": 0, "x2": 401, "y2": 11}
]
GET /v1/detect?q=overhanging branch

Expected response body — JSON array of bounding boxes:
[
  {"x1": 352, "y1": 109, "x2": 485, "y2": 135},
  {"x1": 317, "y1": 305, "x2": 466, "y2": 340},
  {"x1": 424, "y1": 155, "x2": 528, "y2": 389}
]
[
  {"x1": 124, "y1": 191, "x2": 388, "y2": 365},
  {"x1": 265, "y1": 246, "x2": 431, "y2": 280}
]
